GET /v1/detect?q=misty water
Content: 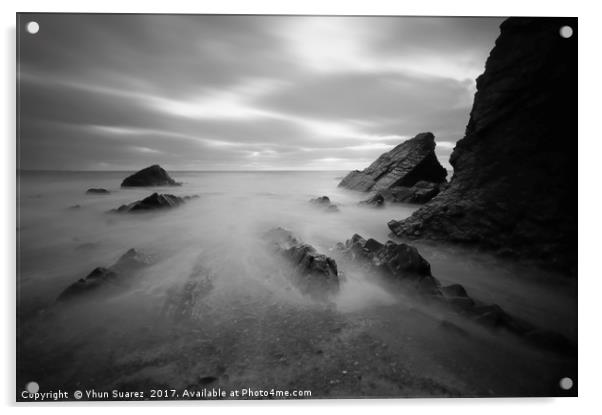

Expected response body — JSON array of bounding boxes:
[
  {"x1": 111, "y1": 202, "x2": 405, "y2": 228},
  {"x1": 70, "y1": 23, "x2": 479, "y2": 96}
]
[{"x1": 17, "y1": 171, "x2": 577, "y2": 398}]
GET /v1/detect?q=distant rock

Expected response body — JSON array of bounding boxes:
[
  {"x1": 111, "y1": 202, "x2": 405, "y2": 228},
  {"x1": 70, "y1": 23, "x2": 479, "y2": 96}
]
[
  {"x1": 387, "y1": 18, "x2": 577, "y2": 274},
  {"x1": 338, "y1": 132, "x2": 447, "y2": 194},
  {"x1": 114, "y1": 192, "x2": 197, "y2": 213},
  {"x1": 86, "y1": 188, "x2": 110, "y2": 194},
  {"x1": 121, "y1": 165, "x2": 180, "y2": 187},
  {"x1": 264, "y1": 227, "x2": 340, "y2": 300},
  {"x1": 309, "y1": 196, "x2": 339, "y2": 212},
  {"x1": 57, "y1": 248, "x2": 152, "y2": 302}
]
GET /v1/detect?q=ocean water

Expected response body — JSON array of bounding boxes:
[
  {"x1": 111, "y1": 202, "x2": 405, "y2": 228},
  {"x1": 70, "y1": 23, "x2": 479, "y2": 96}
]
[{"x1": 17, "y1": 170, "x2": 577, "y2": 398}]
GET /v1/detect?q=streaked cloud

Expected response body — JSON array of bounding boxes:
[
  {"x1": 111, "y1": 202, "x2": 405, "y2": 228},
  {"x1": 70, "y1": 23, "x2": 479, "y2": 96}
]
[{"x1": 18, "y1": 14, "x2": 503, "y2": 170}]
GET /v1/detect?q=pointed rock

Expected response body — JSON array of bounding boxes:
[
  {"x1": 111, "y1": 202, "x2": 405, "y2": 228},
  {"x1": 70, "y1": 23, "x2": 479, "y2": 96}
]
[{"x1": 338, "y1": 132, "x2": 447, "y2": 192}]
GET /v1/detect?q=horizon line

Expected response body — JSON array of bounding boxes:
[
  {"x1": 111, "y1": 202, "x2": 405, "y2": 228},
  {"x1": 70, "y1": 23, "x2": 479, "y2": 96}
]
[{"x1": 17, "y1": 168, "x2": 356, "y2": 173}]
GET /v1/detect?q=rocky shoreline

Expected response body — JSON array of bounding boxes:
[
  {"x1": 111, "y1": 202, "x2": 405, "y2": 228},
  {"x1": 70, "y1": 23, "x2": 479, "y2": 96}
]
[
  {"x1": 31, "y1": 17, "x2": 577, "y2": 398},
  {"x1": 58, "y1": 161, "x2": 575, "y2": 356},
  {"x1": 58, "y1": 19, "x2": 577, "y2": 357}
]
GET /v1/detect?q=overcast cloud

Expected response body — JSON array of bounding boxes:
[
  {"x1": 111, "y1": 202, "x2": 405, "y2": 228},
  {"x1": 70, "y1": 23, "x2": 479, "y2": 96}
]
[{"x1": 18, "y1": 14, "x2": 504, "y2": 170}]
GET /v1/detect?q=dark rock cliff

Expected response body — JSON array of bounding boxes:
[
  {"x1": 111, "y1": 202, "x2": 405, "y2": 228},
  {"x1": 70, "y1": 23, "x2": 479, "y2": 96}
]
[
  {"x1": 338, "y1": 132, "x2": 447, "y2": 192},
  {"x1": 388, "y1": 17, "x2": 577, "y2": 274}
]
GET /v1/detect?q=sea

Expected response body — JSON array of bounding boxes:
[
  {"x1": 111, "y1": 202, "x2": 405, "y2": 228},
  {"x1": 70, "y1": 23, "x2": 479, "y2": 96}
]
[{"x1": 16, "y1": 170, "x2": 577, "y2": 398}]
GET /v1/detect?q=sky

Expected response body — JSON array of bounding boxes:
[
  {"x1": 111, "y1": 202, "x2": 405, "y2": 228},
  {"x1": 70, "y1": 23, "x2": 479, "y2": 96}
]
[{"x1": 18, "y1": 14, "x2": 505, "y2": 171}]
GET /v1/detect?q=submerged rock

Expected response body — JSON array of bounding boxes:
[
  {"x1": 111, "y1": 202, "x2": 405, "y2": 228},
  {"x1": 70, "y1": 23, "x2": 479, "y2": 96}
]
[
  {"x1": 387, "y1": 18, "x2": 577, "y2": 274},
  {"x1": 440, "y1": 284, "x2": 469, "y2": 298},
  {"x1": 121, "y1": 164, "x2": 180, "y2": 187},
  {"x1": 358, "y1": 193, "x2": 385, "y2": 208},
  {"x1": 114, "y1": 193, "x2": 197, "y2": 213},
  {"x1": 57, "y1": 267, "x2": 118, "y2": 301},
  {"x1": 86, "y1": 188, "x2": 110, "y2": 194},
  {"x1": 338, "y1": 132, "x2": 447, "y2": 193},
  {"x1": 309, "y1": 196, "x2": 339, "y2": 212},
  {"x1": 264, "y1": 227, "x2": 340, "y2": 300},
  {"x1": 110, "y1": 248, "x2": 153, "y2": 272},
  {"x1": 57, "y1": 248, "x2": 152, "y2": 302},
  {"x1": 440, "y1": 284, "x2": 475, "y2": 311}
]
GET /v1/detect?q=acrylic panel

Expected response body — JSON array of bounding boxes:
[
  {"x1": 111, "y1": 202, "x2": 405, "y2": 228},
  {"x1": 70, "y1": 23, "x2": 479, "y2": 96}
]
[{"x1": 16, "y1": 13, "x2": 577, "y2": 401}]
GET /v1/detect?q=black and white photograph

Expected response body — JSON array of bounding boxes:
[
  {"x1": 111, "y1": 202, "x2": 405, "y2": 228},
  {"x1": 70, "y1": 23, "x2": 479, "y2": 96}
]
[{"x1": 16, "y1": 13, "x2": 577, "y2": 401}]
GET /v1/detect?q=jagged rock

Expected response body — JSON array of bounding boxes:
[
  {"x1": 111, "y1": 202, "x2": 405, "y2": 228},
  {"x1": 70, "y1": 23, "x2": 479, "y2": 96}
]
[
  {"x1": 339, "y1": 234, "x2": 439, "y2": 295},
  {"x1": 374, "y1": 243, "x2": 432, "y2": 280},
  {"x1": 264, "y1": 227, "x2": 340, "y2": 299},
  {"x1": 114, "y1": 193, "x2": 197, "y2": 213},
  {"x1": 57, "y1": 248, "x2": 152, "y2": 301},
  {"x1": 338, "y1": 132, "x2": 447, "y2": 192},
  {"x1": 121, "y1": 164, "x2": 180, "y2": 187},
  {"x1": 336, "y1": 234, "x2": 573, "y2": 354},
  {"x1": 388, "y1": 18, "x2": 577, "y2": 274},
  {"x1": 309, "y1": 196, "x2": 339, "y2": 212},
  {"x1": 358, "y1": 193, "x2": 384, "y2": 208},
  {"x1": 86, "y1": 188, "x2": 110, "y2": 194},
  {"x1": 341, "y1": 234, "x2": 384, "y2": 262}
]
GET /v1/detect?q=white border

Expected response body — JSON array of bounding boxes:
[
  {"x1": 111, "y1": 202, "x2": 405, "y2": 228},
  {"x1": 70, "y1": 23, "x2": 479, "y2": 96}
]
[{"x1": 2, "y1": 0, "x2": 599, "y2": 414}]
